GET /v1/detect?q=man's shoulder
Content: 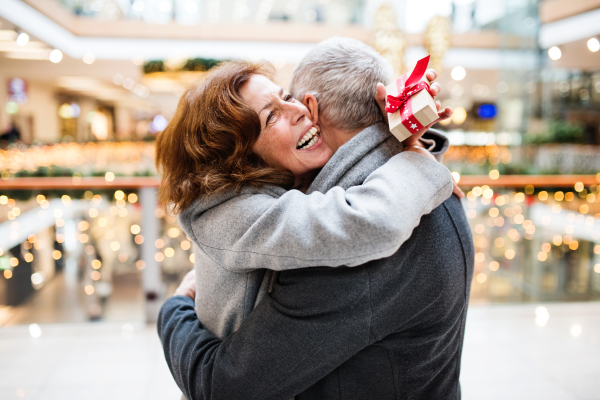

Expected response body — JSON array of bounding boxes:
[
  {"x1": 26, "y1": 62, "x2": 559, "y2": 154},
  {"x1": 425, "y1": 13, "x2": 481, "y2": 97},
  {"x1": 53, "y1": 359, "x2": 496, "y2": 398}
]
[
  {"x1": 308, "y1": 123, "x2": 392, "y2": 193},
  {"x1": 399, "y1": 195, "x2": 472, "y2": 261},
  {"x1": 335, "y1": 136, "x2": 401, "y2": 189}
]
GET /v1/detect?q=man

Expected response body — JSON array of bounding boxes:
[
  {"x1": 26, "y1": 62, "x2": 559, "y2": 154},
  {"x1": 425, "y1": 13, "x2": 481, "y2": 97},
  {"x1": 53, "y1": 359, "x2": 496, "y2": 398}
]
[{"x1": 158, "y1": 37, "x2": 474, "y2": 399}]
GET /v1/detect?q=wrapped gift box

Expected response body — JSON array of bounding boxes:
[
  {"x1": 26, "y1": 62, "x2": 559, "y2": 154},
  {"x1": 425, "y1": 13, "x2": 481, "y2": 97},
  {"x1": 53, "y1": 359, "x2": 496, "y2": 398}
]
[{"x1": 385, "y1": 55, "x2": 438, "y2": 142}]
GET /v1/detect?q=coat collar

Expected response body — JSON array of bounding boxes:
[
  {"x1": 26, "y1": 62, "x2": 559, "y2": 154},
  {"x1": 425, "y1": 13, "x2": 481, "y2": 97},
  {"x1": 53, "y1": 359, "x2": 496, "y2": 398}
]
[{"x1": 307, "y1": 122, "x2": 392, "y2": 194}]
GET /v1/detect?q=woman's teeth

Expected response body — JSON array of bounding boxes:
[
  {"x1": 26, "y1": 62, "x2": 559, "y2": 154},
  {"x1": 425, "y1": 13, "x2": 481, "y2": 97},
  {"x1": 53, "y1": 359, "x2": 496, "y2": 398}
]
[{"x1": 296, "y1": 127, "x2": 319, "y2": 150}]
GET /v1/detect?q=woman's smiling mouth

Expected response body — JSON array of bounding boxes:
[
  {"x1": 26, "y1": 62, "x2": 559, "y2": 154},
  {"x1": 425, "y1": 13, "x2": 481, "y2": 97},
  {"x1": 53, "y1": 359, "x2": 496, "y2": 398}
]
[{"x1": 296, "y1": 127, "x2": 319, "y2": 150}]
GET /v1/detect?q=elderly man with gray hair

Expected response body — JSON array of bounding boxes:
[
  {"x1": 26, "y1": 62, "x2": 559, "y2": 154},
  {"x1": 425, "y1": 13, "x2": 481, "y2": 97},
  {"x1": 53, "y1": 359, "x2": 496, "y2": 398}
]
[
  {"x1": 291, "y1": 37, "x2": 461, "y2": 182},
  {"x1": 159, "y1": 37, "x2": 474, "y2": 400},
  {"x1": 290, "y1": 36, "x2": 396, "y2": 152}
]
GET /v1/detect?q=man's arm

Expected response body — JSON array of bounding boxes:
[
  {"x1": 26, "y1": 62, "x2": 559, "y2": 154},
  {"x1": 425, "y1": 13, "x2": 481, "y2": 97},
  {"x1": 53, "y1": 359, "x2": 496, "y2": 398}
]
[{"x1": 158, "y1": 267, "x2": 372, "y2": 400}]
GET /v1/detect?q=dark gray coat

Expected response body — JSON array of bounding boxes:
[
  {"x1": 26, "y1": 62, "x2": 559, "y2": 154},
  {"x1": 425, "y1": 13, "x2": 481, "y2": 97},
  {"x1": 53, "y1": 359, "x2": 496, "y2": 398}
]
[
  {"x1": 158, "y1": 124, "x2": 474, "y2": 400},
  {"x1": 177, "y1": 123, "x2": 452, "y2": 339}
]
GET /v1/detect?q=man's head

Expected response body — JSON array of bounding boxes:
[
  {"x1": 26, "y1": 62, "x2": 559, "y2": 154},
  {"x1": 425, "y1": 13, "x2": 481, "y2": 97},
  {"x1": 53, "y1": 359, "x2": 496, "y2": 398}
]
[{"x1": 290, "y1": 37, "x2": 393, "y2": 144}]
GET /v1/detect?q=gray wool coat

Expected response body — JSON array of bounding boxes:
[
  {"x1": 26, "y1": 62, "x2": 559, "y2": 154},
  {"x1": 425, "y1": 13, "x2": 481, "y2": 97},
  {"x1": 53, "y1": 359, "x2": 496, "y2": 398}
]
[{"x1": 159, "y1": 123, "x2": 474, "y2": 399}]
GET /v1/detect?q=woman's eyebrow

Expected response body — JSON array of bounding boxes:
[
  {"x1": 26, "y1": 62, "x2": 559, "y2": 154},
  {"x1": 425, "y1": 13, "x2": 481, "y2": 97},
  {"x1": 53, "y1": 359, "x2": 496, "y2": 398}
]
[{"x1": 259, "y1": 87, "x2": 284, "y2": 115}]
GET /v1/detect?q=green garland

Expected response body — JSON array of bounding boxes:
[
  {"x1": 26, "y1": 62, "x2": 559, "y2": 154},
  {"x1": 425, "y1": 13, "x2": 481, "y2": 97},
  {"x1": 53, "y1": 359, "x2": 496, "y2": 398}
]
[{"x1": 143, "y1": 58, "x2": 224, "y2": 74}]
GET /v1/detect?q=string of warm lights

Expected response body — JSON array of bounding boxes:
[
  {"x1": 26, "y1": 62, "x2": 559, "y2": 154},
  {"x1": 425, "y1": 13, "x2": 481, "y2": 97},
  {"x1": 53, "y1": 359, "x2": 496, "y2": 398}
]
[
  {"x1": 464, "y1": 184, "x2": 600, "y2": 302},
  {"x1": 0, "y1": 142, "x2": 156, "y2": 175},
  {"x1": 445, "y1": 145, "x2": 513, "y2": 167},
  {"x1": 0, "y1": 142, "x2": 523, "y2": 177}
]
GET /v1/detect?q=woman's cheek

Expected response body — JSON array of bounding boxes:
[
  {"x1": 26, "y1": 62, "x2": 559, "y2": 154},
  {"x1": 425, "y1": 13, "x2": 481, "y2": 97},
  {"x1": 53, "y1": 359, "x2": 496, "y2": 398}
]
[
  {"x1": 266, "y1": 132, "x2": 286, "y2": 169},
  {"x1": 272, "y1": 124, "x2": 289, "y2": 155}
]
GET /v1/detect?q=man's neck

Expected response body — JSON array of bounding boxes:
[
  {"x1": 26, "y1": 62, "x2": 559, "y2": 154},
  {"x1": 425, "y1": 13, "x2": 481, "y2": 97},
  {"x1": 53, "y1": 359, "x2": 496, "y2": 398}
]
[
  {"x1": 293, "y1": 169, "x2": 320, "y2": 193},
  {"x1": 321, "y1": 122, "x2": 365, "y2": 154}
]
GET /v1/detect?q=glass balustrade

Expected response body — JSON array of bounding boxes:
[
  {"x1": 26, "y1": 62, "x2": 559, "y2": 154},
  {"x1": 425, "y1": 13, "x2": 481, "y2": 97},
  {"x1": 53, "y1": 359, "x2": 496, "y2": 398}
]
[{"x1": 1, "y1": 178, "x2": 599, "y2": 324}]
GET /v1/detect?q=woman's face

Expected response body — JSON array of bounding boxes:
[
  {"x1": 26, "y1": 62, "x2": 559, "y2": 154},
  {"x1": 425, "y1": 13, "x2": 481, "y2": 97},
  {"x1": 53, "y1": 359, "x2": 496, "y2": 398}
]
[{"x1": 240, "y1": 74, "x2": 332, "y2": 182}]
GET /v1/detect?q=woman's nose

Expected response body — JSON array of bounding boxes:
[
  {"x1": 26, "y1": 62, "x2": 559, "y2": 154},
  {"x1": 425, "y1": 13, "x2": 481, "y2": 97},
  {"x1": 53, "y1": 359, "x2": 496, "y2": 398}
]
[{"x1": 276, "y1": 98, "x2": 304, "y2": 124}]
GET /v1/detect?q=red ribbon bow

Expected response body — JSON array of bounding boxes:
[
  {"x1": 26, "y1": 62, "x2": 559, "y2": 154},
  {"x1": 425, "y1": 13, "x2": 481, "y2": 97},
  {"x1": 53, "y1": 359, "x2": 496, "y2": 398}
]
[{"x1": 385, "y1": 55, "x2": 431, "y2": 114}]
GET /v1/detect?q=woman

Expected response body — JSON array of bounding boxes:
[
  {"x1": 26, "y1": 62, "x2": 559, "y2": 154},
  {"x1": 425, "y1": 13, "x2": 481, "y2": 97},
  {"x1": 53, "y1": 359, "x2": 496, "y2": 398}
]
[{"x1": 156, "y1": 60, "x2": 453, "y2": 339}]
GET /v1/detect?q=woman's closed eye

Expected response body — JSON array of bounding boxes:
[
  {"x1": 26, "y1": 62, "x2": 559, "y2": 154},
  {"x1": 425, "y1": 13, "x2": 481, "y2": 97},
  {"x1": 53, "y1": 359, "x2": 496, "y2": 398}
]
[
  {"x1": 265, "y1": 94, "x2": 294, "y2": 126},
  {"x1": 265, "y1": 111, "x2": 275, "y2": 126}
]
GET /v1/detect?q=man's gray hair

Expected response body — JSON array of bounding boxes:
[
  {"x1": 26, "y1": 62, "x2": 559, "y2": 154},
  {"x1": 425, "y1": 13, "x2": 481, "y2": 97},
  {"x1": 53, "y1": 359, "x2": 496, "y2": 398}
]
[{"x1": 290, "y1": 37, "x2": 393, "y2": 131}]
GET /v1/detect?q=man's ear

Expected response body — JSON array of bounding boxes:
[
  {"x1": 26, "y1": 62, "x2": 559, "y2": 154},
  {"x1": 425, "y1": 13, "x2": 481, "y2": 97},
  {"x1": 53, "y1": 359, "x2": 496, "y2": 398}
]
[{"x1": 302, "y1": 93, "x2": 319, "y2": 127}]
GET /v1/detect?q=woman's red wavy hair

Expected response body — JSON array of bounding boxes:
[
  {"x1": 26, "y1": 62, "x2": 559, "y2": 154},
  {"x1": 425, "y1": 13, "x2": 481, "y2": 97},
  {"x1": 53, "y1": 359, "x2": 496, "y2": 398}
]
[{"x1": 156, "y1": 60, "x2": 295, "y2": 214}]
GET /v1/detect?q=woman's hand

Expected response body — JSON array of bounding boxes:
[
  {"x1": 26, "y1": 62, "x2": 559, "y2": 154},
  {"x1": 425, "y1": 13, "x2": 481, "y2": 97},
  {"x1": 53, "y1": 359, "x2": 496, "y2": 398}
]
[
  {"x1": 403, "y1": 106, "x2": 452, "y2": 148},
  {"x1": 451, "y1": 177, "x2": 465, "y2": 198},
  {"x1": 403, "y1": 146, "x2": 464, "y2": 199},
  {"x1": 174, "y1": 270, "x2": 196, "y2": 300}
]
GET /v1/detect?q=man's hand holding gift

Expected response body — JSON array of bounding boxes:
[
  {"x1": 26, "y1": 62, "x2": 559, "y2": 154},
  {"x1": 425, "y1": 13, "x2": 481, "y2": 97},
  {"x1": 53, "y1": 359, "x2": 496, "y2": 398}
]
[
  {"x1": 375, "y1": 57, "x2": 453, "y2": 140},
  {"x1": 375, "y1": 61, "x2": 463, "y2": 198}
]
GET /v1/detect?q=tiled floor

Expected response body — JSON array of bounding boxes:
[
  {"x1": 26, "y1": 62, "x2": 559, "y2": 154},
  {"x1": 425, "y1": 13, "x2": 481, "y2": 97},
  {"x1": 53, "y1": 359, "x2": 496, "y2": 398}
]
[
  {"x1": 1, "y1": 281, "x2": 599, "y2": 399},
  {"x1": 0, "y1": 322, "x2": 179, "y2": 400},
  {"x1": 461, "y1": 302, "x2": 600, "y2": 400},
  {"x1": 1, "y1": 272, "x2": 147, "y2": 326}
]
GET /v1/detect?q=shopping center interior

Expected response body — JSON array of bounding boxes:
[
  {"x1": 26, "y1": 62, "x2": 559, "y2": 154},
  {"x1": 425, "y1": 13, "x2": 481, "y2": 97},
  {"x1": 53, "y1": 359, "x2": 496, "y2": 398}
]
[{"x1": 0, "y1": 0, "x2": 599, "y2": 399}]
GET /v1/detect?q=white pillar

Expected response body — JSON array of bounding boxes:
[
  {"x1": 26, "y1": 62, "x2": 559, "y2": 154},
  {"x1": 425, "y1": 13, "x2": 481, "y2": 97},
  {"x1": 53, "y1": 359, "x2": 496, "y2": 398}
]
[
  {"x1": 114, "y1": 106, "x2": 134, "y2": 141},
  {"x1": 0, "y1": 71, "x2": 10, "y2": 132},
  {"x1": 140, "y1": 187, "x2": 162, "y2": 323},
  {"x1": 77, "y1": 99, "x2": 95, "y2": 142},
  {"x1": 21, "y1": 82, "x2": 60, "y2": 143}
]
